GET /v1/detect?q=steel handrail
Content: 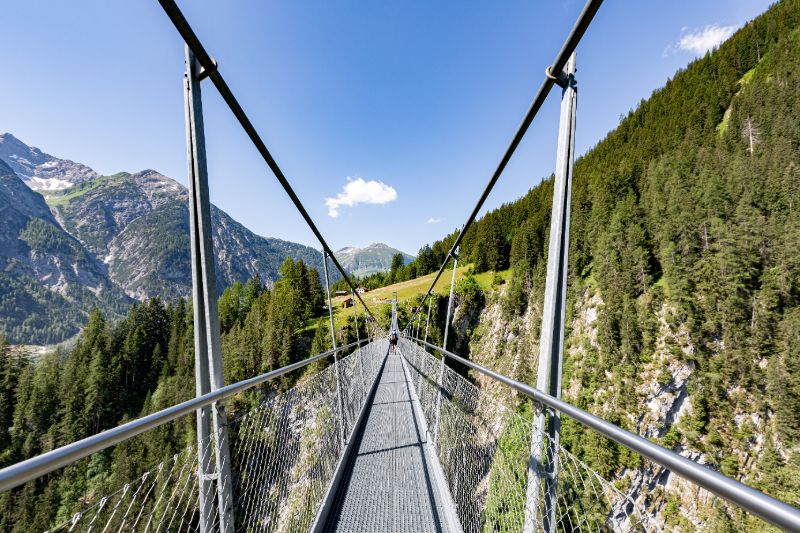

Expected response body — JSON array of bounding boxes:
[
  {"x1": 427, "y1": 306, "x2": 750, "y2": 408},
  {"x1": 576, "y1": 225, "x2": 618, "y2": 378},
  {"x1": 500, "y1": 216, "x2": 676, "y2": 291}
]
[
  {"x1": 405, "y1": 336, "x2": 800, "y2": 531},
  {"x1": 0, "y1": 338, "x2": 373, "y2": 493}
]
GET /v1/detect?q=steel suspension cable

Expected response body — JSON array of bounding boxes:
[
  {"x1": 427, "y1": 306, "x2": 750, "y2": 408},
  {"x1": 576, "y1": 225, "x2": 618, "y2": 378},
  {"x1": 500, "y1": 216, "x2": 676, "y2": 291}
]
[
  {"x1": 402, "y1": 0, "x2": 603, "y2": 330},
  {"x1": 157, "y1": 0, "x2": 379, "y2": 323}
]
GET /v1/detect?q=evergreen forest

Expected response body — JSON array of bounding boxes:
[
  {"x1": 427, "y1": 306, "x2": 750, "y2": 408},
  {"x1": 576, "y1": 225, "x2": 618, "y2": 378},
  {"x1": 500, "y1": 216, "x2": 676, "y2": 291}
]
[
  {"x1": 0, "y1": 258, "x2": 369, "y2": 530},
  {"x1": 1, "y1": 0, "x2": 800, "y2": 530}
]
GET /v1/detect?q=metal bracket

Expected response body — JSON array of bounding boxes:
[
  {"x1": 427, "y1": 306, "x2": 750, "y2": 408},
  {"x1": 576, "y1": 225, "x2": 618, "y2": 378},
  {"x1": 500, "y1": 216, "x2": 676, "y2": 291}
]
[
  {"x1": 545, "y1": 65, "x2": 569, "y2": 88},
  {"x1": 212, "y1": 401, "x2": 229, "y2": 419},
  {"x1": 197, "y1": 58, "x2": 218, "y2": 81},
  {"x1": 202, "y1": 472, "x2": 220, "y2": 481},
  {"x1": 532, "y1": 399, "x2": 546, "y2": 414}
]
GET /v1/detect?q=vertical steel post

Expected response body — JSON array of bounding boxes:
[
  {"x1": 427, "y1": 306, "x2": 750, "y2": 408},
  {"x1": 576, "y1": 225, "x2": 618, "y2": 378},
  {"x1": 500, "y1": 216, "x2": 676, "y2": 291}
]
[
  {"x1": 442, "y1": 246, "x2": 459, "y2": 352},
  {"x1": 433, "y1": 247, "x2": 459, "y2": 443},
  {"x1": 390, "y1": 293, "x2": 399, "y2": 337},
  {"x1": 323, "y1": 252, "x2": 345, "y2": 446},
  {"x1": 524, "y1": 53, "x2": 577, "y2": 533},
  {"x1": 351, "y1": 288, "x2": 361, "y2": 348},
  {"x1": 184, "y1": 45, "x2": 234, "y2": 533},
  {"x1": 363, "y1": 306, "x2": 369, "y2": 341},
  {"x1": 352, "y1": 288, "x2": 365, "y2": 393},
  {"x1": 424, "y1": 296, "x2": 433, "y2": 344},
  {"x1": 184, "y1": 49, "x2": 215, "y2": 533},
  {"x1": 415, "y1": 306, "x2": 422, "y2": 339}
]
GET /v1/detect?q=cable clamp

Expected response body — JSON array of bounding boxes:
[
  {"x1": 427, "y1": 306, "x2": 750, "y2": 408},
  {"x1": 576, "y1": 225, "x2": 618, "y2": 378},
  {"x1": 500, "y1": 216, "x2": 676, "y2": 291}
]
[
  {"x1": 197, "y1": 58, "x2": 218, "y2": 81},
  {"x1": 532, "y1": 399, "x2": 546, "y2": 414},
  {"x1": 545, "y1": 65, "x2": 569, "y2": 88}
]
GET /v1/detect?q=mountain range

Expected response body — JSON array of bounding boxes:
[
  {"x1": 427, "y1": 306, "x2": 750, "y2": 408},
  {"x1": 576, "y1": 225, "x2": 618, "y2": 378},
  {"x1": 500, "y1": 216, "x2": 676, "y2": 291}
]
[
  {"x1": 0, "y1": 133, "x2": 331, "y2": 345},
  {"x1": 333, "y1": 243, "x2": 414, "y2": 277}
]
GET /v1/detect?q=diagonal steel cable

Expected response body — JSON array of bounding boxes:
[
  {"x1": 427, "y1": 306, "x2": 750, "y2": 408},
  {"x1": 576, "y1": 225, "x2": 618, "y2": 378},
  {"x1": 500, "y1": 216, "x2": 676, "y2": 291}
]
[
  {"x1": 402, "y1": 0, "x2": 603, "y2": 332},
  {"x1": 156, "y1": 0, "x2": 380, "y2": 324}
]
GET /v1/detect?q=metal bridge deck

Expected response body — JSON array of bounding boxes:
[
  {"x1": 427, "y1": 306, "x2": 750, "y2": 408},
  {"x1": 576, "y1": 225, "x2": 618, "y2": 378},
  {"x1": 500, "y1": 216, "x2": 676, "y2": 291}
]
[{"x1": 324, "y1": 350, "x2": 452, "y2": 532}]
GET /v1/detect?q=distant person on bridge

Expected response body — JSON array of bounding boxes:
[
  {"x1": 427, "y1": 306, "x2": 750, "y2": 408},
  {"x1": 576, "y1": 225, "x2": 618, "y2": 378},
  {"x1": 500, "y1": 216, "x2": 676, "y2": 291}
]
[{"x1": 389, "y1": 331, "x2": 398, "y2": 353}]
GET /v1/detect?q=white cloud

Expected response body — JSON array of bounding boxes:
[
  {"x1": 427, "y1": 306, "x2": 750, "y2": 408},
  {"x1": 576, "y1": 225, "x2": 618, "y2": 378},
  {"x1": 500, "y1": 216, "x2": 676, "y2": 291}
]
[
  {"x1": 676, "y1": 24, "x2": 738, "y2": 55},
  {"x1": 426, "y1": 217, "x2": 442, "y2": 224},
  {"x1": 325, "y1": 176, "x2": 397, "y2": 218}
]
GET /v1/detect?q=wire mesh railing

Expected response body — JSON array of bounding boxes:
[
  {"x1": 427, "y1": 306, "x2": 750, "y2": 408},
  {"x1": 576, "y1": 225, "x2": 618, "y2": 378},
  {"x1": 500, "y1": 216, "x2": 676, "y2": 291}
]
[
  {"x1": 43, "y1": 339, "x2": 387, "y2": 533},
  {"x1": 400, "y1": 337, "x2": 800, "y2": 532},
  {"x1": 399, "y1": 337, "x2": 665, "y2": 532},
  {"x1": 6, "y1": 316, "x2": 797, "y2": 533},
  {"x1": 230, "y1": 339, "x2": 386, "y2": 532},
  {"x1": 46, "y1": 440, "x2": 220, "y2": 533}
]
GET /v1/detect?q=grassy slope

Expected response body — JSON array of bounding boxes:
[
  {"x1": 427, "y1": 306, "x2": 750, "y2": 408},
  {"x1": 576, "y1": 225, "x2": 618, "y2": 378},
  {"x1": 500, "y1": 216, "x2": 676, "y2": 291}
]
[
  {"x1": 326, "y1": 265, "x2": 512, "y2": 329},
  {"x1": 42, "y1": 173, "x2": 127, "y2": 206}
]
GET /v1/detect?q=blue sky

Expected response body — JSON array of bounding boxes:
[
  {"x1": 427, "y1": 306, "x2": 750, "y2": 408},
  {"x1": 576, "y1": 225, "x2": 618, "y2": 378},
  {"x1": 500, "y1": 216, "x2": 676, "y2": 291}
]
[{"x1": 1, "y1": 0, "x2": 773, "y2": 255}]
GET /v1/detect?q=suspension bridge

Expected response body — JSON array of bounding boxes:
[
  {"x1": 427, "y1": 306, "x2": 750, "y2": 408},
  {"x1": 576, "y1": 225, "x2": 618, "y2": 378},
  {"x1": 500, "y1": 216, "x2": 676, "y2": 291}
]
[{"x1": 2, "y1": 0, "x2": 800, "y2": 531}]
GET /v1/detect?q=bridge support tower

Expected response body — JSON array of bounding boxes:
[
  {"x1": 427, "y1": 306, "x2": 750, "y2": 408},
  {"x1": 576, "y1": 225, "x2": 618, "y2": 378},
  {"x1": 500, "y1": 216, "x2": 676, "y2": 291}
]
[
  {"x1": 524, "y1": 52, "x2": 578, "y2": 533},
  {"x1": 433, "y1": 246, "x2": 459, "y2": 443},
  {"x1": 184, "y1": 46, "x2": 235, "y2": 533},
  {"x1": 323, "y1": 252, "x2": 346, "y2": 446}
]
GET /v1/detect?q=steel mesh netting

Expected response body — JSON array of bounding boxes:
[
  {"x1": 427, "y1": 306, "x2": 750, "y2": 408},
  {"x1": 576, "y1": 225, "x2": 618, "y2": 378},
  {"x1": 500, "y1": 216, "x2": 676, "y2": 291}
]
[
  {"x1": 46, "y1": 433, "x2": 222, "y2": 533},
  {"x1": 45, "y1": 339, "x2": 388, "y2": 533},
  {"x1": 398, "y1": 338, "x2": 663, "y2": 533},
  {"x1": 230, "y1": 339, "x2": 387, "y2": 532}
]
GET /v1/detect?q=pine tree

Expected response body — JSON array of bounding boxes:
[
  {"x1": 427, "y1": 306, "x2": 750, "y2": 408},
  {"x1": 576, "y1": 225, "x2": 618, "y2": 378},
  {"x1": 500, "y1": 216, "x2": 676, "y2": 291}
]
[{"x1": 0, "y1": 337, "x2": 26, "y2": 452}]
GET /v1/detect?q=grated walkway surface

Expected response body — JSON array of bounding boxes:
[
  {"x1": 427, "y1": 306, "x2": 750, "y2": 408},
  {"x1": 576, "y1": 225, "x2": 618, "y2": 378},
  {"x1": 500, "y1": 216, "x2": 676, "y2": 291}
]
[{"x1": 324, "y1": 350, "x2": 451, "y2": 532}]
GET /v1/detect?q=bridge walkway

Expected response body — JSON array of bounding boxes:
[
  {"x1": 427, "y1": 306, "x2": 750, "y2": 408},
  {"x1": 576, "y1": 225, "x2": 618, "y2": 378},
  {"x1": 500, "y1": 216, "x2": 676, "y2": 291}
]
[{"x1": 323, "y1": 349, "x2": 453, "y2": 532}]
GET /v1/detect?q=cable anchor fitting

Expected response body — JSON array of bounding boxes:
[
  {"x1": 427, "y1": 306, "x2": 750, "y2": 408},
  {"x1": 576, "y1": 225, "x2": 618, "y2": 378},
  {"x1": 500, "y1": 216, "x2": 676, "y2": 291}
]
[
  {"x1": 545, "y1": 65, "x2": 570, "y2": 88},
  {"x1": 197, "y1": 58, "x2": 218, "y2": 81}
]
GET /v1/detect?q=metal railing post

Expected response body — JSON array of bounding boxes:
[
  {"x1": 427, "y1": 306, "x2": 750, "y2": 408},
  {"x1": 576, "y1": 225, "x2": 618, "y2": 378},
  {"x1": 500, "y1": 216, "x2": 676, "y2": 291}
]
[
  {"x1": 424, "y1": 296, "x2": 433, "y2": 344},
  {"x1": 352, "y1": 289, "x2": 366, "y2": 394},
  {"x1": 433, "y1": 247, "x2": 459, "y2": 443},
  {"x1": 442, "y1": 246, "x2": 459, "y2": 352},
  {"x1": 524, "y1": 52, "x2": 577, "y2": 533},
  {"x1": 184, "y1": 45, "x2": 234, "y2": 533},
  {"x1": 390, "y1": 292, "x2": 399, "y2": 333},
  {"x1": 184, "y1": 47, "x2": 215, "y2": 533},
  {"x1": 323, "y1": 252, "x2": 346, "y2": 446},
  {"x1": 363, "y1": 306, "x2": 369, "y2": 341}
]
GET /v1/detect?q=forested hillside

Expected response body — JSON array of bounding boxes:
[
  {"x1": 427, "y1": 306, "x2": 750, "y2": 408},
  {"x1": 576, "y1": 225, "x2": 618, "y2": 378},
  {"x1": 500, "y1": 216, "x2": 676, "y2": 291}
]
[
  {"x1": 0, "y1": 258, "x2": 364, "y2": 531},
  {"x1": 406, "y1": 1, "x2": 800, "y2": 529},
  {"x1": 0, "y1": 160, "x2": 131, "y2": 344}
]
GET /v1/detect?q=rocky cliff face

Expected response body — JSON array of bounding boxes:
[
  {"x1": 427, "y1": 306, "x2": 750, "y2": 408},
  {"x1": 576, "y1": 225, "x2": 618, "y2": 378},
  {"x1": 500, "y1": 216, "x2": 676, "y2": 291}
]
[
  {"x1": 461, "y1": 281, "x2": 776, "y2": 529},
  {"x1": 0, "y1": 159, "x2": 130, "y2": 344},
  {"x1": 46, "y1": 168, "x2": 325, "y2": 301},
  {"x1": 0, "y1": 134, "x2": 327, "y2": 344}
]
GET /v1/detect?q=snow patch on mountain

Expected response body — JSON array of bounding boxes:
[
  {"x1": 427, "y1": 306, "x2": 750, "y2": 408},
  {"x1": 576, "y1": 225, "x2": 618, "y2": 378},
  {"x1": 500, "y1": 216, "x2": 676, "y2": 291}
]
[
  {"x1": 26, "y1": 176, "x2": 74, "y2": 190},
  {"x1": 0, "y1": 133, "x2": 98, "y2": 191}
]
